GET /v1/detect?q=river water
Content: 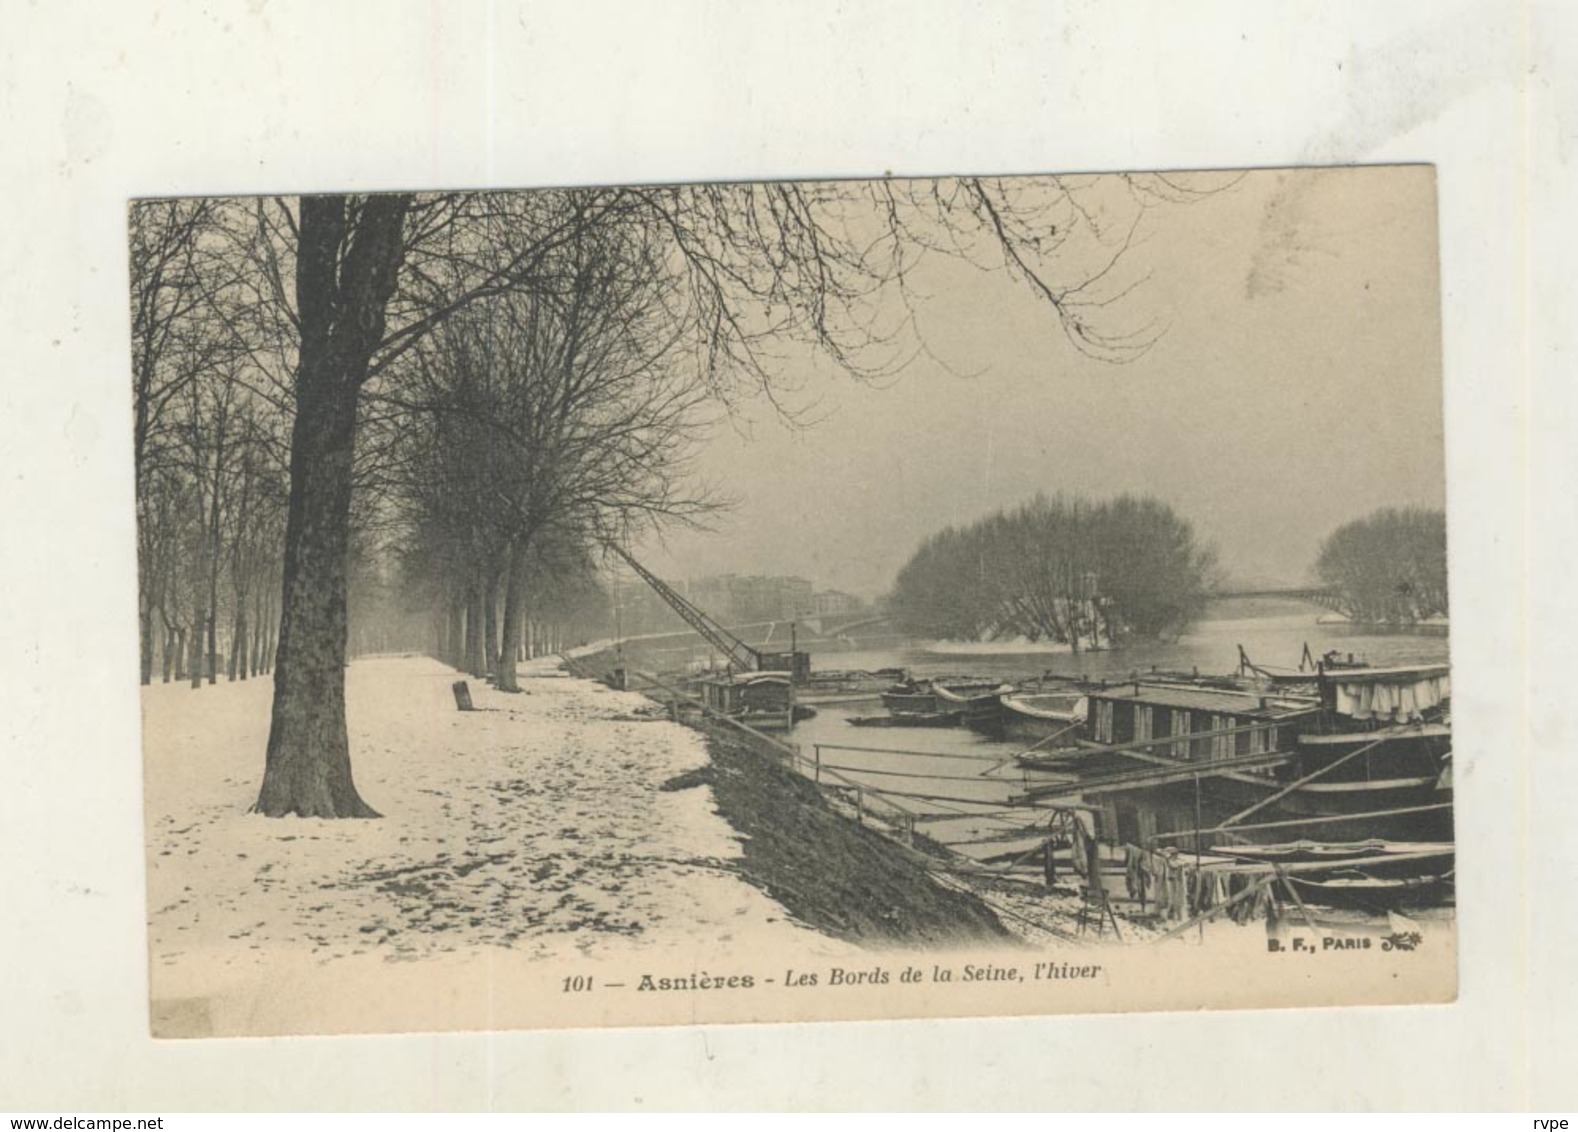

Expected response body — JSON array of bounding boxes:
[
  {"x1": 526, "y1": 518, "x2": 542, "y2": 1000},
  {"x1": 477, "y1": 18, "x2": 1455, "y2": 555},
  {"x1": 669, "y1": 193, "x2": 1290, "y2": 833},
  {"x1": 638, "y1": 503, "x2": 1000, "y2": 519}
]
[
  {"x1": 782, "y1": 598, "x2": 1451, "y2": 856},
  {"x1": 811, "y1": 597, "x2": 1448, "y2": 684}
]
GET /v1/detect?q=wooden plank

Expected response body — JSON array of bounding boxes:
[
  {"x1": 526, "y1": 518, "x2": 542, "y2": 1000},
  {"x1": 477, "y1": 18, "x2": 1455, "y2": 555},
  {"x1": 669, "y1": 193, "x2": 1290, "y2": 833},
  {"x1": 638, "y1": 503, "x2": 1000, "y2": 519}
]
[
  {"x1": 1146, "y1": 801, "x2": 1454, "y2": 842},
  {"x1": 813, "y1": 742, "x2": 1009, "y2": 763},
  {"x1": 1184, "y1": 847, "x2": 1455, "y2": 876},
  {"x1": 1020, "y1": 750, "x2": 1294, "y2": 800},
  {"x1": 1021, "y1": 715, "x2": 1309, "y2": 770},
  {"x1": 1275, "y1": 865, "x2": 1326, "y2": 938},
  {"x1": 1299, "y1": 724, "x2": 1451, "y2": 745},
  {"x1": 1213, "y1": 733, "x2": 1391, "y2": 828}
]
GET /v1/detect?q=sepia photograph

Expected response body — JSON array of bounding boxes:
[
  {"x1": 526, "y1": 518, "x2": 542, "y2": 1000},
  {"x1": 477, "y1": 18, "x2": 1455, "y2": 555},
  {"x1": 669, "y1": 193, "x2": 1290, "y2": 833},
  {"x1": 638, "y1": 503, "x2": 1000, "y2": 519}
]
[
  {"x1": 131, "y1": 165, "x2": 1454, "y2": 1038},
  {"x1": 9, "y1": 0, "x2": 1575, "y2": 1114}
]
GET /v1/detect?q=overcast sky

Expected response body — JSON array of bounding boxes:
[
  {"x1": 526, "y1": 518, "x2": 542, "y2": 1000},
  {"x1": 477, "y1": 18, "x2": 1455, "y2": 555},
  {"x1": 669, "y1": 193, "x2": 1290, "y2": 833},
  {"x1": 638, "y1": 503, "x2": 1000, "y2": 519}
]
[{"x1": 636, "y1": 165, "x2": 1445, "y2": 597}]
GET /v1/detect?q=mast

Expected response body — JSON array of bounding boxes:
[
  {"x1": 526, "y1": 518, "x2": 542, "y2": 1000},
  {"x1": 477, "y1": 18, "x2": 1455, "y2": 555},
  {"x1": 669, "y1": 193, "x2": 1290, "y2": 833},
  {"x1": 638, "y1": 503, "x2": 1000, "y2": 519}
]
[{"x1": 608, "y1": 545, "x2": 761, "y2": 674}]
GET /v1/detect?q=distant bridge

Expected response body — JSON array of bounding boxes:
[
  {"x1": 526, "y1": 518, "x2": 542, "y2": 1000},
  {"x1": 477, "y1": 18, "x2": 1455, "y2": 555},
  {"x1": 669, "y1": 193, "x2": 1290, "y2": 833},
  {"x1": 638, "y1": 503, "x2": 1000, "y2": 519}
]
[
  {"x1": 794, "y1": 612, "x2": 895, "y2": 638},
  {"x1": 1207, "y1": 586, "x2": 1348, "y2": 613}
]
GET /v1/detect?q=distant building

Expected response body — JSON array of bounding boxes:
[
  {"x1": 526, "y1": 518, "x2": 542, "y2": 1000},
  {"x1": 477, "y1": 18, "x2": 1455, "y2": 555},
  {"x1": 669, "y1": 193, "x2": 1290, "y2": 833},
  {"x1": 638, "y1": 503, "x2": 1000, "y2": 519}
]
[
  {"x1": 812, "y1": 589, "x2": 864, "y2": 616},
  {"x1": 611, "y1": 569, "x2": 836, "y2": 635},
  {"x1": 688, "y1": 574, "x2": 738, "y2": 623},
  {"x1": 683, "y1": 573, "x2": 815, "y2": 624},
  {"x1": 781, "y1": 577, "x2": 815, "y2": 619}
]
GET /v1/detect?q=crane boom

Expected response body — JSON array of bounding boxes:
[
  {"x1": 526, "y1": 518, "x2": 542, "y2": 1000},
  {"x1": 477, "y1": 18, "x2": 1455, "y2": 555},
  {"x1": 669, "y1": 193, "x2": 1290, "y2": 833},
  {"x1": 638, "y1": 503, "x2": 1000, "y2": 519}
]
[{"x1": 610, "y1": 546, "x2": 761, "y2": 673}]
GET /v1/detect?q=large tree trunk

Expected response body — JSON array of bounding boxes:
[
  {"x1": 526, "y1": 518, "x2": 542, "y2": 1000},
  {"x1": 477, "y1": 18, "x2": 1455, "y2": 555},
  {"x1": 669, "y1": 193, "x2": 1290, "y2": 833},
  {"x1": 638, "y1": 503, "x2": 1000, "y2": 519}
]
[
  {"x1": 206, "y1": 606, "x2": 218, "y2": 685},
  {"x1": 252, "y1": 594, "x2": 264, "y2": 677},
  {"x1": 262, "y1": 591, "x2": 276, "y2": 675},
  {"x1": 254, "y1": 194, "x2": 409, "y2": 819},
  {"x1": 189, "y1": 601, "x2": 204, "y2": 689},
  {"x1": 446, "y1": 595, "x2": 464, "y2": 669},
  {"x1": 254, "y1": 372, "x2": 373, "y2": 816},
  {"x1": 174, "y1": 625, "x2": 187, "y2": 682},
  {"x1": 139, "y1": 600, "x2": 154, "y2": 685},
  {"x1": 496, "y1": 545, "x2": 524, "y2": 693},
  {"x1": 484, "y1": 571, "x2": 501, "y2": 684},
  {"x1": 466, "y1": 581, "x2": 487, "y2": 679},
  {"x1": 235, "y1": 607, "x2": 249, "y2": 680},
  {"x1": 428, "y1": 604, "x2": 446, "y2": 664}
]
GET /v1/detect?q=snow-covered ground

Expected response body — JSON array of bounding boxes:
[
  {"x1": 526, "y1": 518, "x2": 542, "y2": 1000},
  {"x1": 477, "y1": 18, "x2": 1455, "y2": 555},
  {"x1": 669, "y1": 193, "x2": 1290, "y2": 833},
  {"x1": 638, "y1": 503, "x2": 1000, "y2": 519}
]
[{"x1": 142, "y1": 654, "x2": 853, "y2": 1035}]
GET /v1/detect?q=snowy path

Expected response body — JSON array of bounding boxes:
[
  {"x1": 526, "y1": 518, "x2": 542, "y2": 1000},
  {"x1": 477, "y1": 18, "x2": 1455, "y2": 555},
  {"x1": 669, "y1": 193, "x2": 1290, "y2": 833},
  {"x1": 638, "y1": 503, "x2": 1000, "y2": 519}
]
[{"x1": 142, "y1": 655, "x2": 850, "y2": 1034}]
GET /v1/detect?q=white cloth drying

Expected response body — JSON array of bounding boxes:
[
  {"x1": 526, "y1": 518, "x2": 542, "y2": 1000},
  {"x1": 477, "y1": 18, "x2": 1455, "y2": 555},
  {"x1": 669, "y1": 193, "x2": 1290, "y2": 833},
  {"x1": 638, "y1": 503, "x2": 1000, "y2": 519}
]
[{"x1": 1333, "y1": 673, "x2": 1450, "y2": 721}]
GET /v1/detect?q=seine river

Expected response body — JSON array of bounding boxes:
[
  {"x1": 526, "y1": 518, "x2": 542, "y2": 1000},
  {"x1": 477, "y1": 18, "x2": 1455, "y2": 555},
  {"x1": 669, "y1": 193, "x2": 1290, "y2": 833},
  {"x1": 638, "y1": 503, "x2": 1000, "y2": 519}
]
[
  {"x1": 810, "y1": 596, "x2": 1449, "y2": 686},
  {"x1": 781, "y1": 597, "x2": 1451, "y2": 849}
]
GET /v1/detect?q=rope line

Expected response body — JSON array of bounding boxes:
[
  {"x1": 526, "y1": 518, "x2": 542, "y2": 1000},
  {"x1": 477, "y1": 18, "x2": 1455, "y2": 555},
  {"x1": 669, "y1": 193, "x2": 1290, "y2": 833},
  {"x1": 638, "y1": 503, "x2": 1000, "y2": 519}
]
[
  {"x1": 813, "y1": 742, "x2": 1009, "y2": 763},
  {"x1": 817, "y1": 761, "x2": 1034, "y2": 785},
  {"x1": 824, "y1": 781, "x2": 1024, "y2": 809}
]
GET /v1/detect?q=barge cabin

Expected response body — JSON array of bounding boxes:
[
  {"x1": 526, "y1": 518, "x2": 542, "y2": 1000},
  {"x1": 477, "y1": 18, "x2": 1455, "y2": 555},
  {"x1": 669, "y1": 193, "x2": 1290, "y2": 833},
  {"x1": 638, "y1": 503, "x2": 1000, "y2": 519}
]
[
  {"x1": 699, "y1": 670, "x2": 797, "y2": 732},
  {"x1": 1083, "y1": 681, "x2": 1317, "y2": 761}
]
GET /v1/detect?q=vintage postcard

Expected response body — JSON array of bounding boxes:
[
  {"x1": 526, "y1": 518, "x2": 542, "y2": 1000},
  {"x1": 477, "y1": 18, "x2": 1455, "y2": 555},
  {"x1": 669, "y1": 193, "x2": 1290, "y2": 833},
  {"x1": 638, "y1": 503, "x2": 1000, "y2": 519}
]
[{"x1": 131, "y1": 165, "x2": 1452, "y2": 1038}]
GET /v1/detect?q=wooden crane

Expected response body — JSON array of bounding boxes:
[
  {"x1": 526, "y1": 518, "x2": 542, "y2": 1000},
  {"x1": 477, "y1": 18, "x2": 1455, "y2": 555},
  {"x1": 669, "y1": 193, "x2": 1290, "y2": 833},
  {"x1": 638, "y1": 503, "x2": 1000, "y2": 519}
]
[{"x1": 608, "y1": 545, "x2": 764, "y2": 675}]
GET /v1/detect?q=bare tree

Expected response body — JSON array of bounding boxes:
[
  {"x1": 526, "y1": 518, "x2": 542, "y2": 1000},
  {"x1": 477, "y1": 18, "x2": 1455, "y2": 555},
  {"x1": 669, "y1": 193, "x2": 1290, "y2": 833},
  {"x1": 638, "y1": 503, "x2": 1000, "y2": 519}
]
[
  {"x1": 130, "y1": 200, "x2": 218, "y2": 684},
  {"x1": 1315, "y1": 507, "x2": 1447, "y2": 624},
  {"x1": 891, "y1": 493, "x2": 1217, "y2": 645},
  {"x1": 387, "y1": 219, "x2": 717, "y2": 693},
  {"x1": 131, "y1": 199, "x2": 295, "y2": 689}
]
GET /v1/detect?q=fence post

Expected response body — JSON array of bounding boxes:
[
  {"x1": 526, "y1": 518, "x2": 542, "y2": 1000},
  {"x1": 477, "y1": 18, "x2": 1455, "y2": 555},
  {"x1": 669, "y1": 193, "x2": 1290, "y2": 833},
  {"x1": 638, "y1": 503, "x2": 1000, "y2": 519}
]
[{"x1": 814, "y1": 744, "x2": 822, "y2": 784}]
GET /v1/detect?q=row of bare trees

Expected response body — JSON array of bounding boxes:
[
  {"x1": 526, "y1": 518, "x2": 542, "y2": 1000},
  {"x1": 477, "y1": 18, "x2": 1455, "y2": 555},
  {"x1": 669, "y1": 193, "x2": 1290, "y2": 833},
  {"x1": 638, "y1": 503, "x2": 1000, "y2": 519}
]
[
  {"x1": 381, "y1": 218, "x2": 714, "y2": 695},
  {"x1": 131, "y1": 201, "x2": 291, "y2": 689},
  {"x1": 1315, "y1": 507, "x2": 1448, "y2": 624},
  {"x1": 129, "y1": 175, "x2": 1201, "y2": 817},
  {"x1": 889, "y1": 494, "x2": 1220, "y2": 648}
]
